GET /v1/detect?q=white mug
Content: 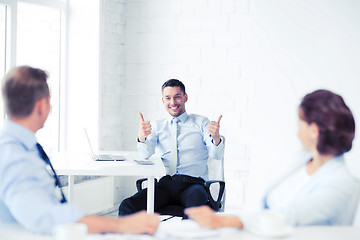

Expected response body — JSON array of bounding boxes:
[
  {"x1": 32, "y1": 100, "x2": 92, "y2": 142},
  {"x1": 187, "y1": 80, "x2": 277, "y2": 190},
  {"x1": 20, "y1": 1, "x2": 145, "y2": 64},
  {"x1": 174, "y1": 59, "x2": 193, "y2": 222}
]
[
  {"x1": 258, "y1": 211, "x2": 286, "y2": 233},
  {"x1": 54, "y1": 223, "x2": 88, "y2": 240}
]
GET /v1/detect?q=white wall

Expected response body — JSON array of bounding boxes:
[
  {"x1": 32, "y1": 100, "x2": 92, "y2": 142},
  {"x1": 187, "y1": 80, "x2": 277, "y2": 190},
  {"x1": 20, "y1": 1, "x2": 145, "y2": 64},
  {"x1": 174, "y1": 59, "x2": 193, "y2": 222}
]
[
  {"x1": 99, "y1": 0, "x2": 360, "y2": 211},
  {"x1": 100, "y1": 0, "x2": 126, "y2": 151},
  {"x1": 245, "y1": 0, "x2": 360, "y2": 208},
  {"x1": 67, "y1": 0, "x2": 100, "y2": 153}
]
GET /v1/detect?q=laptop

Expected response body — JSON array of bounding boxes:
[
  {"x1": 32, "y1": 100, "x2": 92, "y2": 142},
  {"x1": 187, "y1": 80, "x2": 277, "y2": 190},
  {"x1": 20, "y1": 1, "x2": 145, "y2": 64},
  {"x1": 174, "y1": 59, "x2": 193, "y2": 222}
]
[{"x1": 84, "y1": 128, "x2": 126, "y2": 161}]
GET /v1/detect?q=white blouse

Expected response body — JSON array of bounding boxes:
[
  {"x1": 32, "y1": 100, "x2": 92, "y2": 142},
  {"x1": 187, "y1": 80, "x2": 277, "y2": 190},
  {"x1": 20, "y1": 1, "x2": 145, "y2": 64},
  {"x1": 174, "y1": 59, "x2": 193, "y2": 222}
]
[{"x1": 266, "y1": 165, "x2": 311, "y2": 211}]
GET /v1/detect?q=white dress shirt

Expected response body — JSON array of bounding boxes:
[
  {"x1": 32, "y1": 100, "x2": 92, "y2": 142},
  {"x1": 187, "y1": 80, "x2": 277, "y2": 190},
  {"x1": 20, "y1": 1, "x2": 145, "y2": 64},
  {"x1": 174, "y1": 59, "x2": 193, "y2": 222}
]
[
  {"x1": 137, "y1": 111, "x2": 224, "y2": 181},
  {"x1": 266, "y1": 165, "x2": 311, "y2": 211},
  {"x1": 262, "y1": 155, "x2": 360, "y2": 226},
  {"x1": 239, "y1": 155, "x2": 360, "y2": 230}
]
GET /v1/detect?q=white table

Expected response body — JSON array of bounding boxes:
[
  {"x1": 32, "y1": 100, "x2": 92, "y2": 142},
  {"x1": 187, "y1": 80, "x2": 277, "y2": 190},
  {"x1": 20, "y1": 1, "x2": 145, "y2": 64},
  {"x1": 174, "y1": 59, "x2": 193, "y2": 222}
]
[
  {"x1": 155, "y1": 218, "x2": 360, "y2": 239},
  {"x1": 1, "y1": 222, "x2": 360, "y2": 240},
  {"x1": 228, "y1": 226, "x2": 360, "y2": 240},
  {"x1": 0, "y1": 224, "x2": 50, "y2": 240},
  {"x1": 51, "y1": 151, "x2": 165, "y2": 214}
]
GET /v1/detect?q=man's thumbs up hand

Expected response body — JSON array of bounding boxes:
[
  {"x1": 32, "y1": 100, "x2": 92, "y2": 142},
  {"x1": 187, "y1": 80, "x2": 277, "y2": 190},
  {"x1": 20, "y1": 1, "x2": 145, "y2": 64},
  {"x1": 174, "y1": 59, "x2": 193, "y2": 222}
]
[
  {"x1": 208, "y1": 115, "x2": 222, "y2": 146},
  {"x1": 138, "y1": 112, "x2": 152, "y2": 143}
]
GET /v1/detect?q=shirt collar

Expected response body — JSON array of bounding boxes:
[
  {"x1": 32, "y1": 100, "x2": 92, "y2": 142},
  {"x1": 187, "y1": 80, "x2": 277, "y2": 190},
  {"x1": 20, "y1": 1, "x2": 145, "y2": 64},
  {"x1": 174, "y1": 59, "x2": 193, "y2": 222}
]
[
  {"x1": 4, "y1": 119, "x2": 37, "y2": 150},
  {"x1": 168, "y1": 111, "x2": 189, "y2": 124}
]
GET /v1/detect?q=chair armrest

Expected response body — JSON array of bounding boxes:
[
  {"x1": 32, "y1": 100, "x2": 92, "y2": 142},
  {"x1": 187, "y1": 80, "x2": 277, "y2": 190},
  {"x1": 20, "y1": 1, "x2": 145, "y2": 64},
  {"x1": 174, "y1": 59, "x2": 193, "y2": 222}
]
[
  {"x1": 204, "y1": 180, "x2": 225, "y2": 211},
  {"x1": 136, "y1": 178, "x2": 158, "y2": 192}
]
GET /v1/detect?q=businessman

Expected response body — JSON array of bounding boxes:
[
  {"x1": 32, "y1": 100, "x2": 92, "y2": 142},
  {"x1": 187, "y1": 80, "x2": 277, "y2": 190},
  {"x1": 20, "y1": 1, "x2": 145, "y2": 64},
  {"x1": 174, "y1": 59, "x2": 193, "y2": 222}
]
[
  {"x1": 0, "y1": 66, "x2": 159, "y2": 234},
  {"x1": 118, "y1": 79, "x2": 224, "y2": 216}
]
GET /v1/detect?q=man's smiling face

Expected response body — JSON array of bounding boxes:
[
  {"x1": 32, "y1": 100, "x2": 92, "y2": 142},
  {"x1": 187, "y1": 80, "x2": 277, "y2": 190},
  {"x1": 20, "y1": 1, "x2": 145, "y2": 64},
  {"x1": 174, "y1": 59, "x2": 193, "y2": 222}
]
[{"x1": 162, "y1": 86, "x2": 188, "y2": 117}]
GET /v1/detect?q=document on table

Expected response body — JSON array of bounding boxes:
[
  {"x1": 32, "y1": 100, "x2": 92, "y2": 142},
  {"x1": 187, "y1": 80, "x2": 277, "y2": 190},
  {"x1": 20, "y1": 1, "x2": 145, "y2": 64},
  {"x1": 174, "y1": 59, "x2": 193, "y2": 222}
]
[{"x1": 86, "y1": 218, "x2": 237, "y2": 240}]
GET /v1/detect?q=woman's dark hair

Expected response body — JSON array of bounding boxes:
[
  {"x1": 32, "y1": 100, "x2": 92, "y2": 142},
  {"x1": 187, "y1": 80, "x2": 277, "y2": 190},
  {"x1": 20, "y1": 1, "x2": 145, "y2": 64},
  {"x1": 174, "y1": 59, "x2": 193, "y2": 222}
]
[
  {"x1": 300, "y1": 89, "x2": 355, "y2": 156},
  {"x1": 161, "y1": 79, "x2": 186, "y2": 94}
]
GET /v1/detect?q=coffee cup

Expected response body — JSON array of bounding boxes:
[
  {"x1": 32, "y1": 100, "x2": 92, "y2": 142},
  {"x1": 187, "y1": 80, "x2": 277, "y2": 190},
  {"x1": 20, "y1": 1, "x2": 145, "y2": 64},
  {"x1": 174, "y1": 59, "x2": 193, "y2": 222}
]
[
  {"x1": 54, "y1": 223, "x2": 87, "y2": 240},
  {"x1": 258, "y1": 211, "x2": 286, "y2": 233}
]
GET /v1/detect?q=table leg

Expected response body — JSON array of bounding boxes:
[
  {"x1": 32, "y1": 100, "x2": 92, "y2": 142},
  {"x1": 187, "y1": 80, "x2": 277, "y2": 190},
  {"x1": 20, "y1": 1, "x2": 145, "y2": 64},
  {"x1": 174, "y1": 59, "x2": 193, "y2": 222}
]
[
  {"x1": 67, "y1": 175, "x2": 74, "y2": 202},
  {"x1": 147, "y1": 176, "x2": 155, "y2": 214}
]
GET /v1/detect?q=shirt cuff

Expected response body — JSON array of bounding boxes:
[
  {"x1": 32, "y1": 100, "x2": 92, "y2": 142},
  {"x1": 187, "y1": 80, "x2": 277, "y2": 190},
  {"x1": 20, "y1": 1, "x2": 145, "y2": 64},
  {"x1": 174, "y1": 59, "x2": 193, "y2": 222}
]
[{"x1": 211, "y1": 137, "x2": 222, "y2": 146}]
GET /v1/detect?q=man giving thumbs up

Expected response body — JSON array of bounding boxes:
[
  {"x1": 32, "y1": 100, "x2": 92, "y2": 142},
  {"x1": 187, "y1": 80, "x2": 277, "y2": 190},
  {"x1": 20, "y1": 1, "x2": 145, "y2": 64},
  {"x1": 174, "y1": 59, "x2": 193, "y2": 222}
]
[{"x1": 119, "y1": 79, "x2": 224, "y2": 217}]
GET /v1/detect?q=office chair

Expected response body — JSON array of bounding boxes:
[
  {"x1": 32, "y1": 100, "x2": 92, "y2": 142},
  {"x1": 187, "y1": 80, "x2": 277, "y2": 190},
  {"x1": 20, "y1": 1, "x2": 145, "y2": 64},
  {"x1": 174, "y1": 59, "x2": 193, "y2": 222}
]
[{"x1": 136, "y1": 136, "x2": 226, "y2": 217}]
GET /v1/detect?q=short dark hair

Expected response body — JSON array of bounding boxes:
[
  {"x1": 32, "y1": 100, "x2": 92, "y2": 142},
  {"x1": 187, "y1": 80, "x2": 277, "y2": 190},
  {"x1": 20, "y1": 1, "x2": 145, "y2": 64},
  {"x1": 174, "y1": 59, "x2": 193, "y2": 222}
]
[
  {"x1": 161, "y1": 79, "x2": 186, "y2": 94},
  {"x1": 299, "y1": 89, "x2": 355, "y2": 156},
  {"x1": 2, "y1": 66, "x2": 50, "y2": 118}
]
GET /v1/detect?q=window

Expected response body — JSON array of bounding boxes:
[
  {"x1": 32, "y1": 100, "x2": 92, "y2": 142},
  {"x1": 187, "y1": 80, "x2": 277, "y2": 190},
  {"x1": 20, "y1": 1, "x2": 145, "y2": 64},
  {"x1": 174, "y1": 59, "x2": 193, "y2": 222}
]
[
  {"x1": 0, "y1": 0, "x2": 66, "y2": 155},
  {"x1": 16, "y1": 2, "x2": 62, "y2": 154}
]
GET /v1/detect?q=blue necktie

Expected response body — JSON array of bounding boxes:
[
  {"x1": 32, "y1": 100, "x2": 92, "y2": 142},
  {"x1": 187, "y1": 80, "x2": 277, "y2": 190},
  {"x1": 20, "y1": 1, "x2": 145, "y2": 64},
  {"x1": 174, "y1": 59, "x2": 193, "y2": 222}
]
[
  {"x1": 36, "y1": 143, "x2": 67, "y2": 203},
  {"x1": 169, "y1": 118, "x2": 178, "y2": 175}
]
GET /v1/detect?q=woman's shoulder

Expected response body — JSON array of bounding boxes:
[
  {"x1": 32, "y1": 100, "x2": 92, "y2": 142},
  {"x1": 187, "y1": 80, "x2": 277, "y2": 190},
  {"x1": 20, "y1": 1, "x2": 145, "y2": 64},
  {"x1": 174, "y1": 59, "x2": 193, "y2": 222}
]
[{"x1": 321, "y1": 156, "x2": 359, "y2": 189}]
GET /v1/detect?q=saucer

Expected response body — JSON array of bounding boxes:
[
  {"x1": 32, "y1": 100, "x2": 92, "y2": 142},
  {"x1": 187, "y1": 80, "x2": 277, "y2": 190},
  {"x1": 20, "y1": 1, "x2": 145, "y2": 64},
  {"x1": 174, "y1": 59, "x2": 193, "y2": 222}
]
[
  {"x1": 159, "y1": 219, "x2": 220, "y2": 239},
  {"x1": 248, "y1": 225, "x2": 294, "y2": 238}
]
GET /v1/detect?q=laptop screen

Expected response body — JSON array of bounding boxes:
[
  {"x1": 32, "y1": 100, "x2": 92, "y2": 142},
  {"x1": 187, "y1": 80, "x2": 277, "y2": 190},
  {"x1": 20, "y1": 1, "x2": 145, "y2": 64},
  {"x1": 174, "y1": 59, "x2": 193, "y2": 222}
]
[{"x1": 84, "y1": 128, "x2": 96, "y2": 158}]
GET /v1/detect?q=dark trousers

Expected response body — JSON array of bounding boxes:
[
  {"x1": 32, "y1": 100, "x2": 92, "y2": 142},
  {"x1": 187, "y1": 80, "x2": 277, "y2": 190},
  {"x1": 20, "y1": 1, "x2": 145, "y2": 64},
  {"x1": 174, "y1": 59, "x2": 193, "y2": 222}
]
[{"x1": 118, "y1": 174, "x2": 208, "y2": 216}]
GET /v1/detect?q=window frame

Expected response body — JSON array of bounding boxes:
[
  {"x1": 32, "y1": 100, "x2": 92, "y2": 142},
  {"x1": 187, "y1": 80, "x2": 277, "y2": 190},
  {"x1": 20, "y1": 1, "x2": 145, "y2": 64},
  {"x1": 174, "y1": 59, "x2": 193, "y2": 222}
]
[{"x1": 0, "y1": 0, "x2": 68, "y2": 152}]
